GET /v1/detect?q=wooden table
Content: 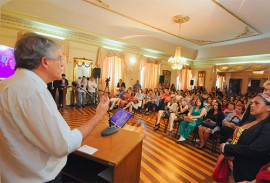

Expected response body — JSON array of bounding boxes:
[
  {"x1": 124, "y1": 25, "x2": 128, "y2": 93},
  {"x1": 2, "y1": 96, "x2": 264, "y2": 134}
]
[{"x1": 62, "y1": 122, "x2": 145, "y2": 182}]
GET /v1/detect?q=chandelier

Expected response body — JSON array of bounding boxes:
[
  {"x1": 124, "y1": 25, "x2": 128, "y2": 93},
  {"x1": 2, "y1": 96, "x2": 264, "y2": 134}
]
[{"x1": 168, "y1": 15, "x2": 189, "y2": 70}]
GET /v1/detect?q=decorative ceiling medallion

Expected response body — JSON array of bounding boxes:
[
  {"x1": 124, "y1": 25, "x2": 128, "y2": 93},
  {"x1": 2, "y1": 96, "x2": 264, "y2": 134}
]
[{"x1": 172, "y1": 15, "x2": 190, "y2": 24}]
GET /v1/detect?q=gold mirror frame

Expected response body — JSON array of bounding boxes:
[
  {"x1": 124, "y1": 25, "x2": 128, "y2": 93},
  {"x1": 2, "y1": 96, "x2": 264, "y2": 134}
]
[
  {"x1": 73, "y1": 57, "x2": 93, "y2": 81},
  {"x1": 197, "y1": 71, "x2": 206, "y2": 86}
]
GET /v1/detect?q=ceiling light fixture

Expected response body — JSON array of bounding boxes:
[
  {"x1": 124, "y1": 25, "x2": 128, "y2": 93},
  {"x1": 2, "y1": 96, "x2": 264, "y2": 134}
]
[
  {"x1": 168, "y1": 15, "x2": 189, "y2": 70},
  {"x1": 252, "y1": 71, "x2": 264, "y2": 75}
]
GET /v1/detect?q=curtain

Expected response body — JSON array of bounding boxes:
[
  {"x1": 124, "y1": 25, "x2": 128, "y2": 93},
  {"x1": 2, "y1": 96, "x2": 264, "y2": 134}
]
[
  {"x1": 139, "y1": 56, "x2": 159, "y2": 89},
  {"x1": 217, "y1": 73, "x2": 225, "y2": 91},
  {"x1": 178, "y1": 68, "x2": 192, "y2": 91},
  {"x1": 97, "y1": 48, "x2": 125, "y2": 96}
]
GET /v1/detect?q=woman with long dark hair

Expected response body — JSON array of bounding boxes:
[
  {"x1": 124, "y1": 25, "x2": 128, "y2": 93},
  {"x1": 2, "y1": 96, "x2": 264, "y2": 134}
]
[
  {"x1": 198, "y1": 102, "x2": 225, "y2": 149},
  {"x1": 177, "y1": 99, "x2": 207, "y2": 143}
]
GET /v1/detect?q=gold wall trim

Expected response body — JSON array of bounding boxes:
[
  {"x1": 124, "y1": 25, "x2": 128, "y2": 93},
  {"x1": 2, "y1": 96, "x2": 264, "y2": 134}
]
[{"x1": 0, "y1": 12, "x2": 171, "y2": 60}]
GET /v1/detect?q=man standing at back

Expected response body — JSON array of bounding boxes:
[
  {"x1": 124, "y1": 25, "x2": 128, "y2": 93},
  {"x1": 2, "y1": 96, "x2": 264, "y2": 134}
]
[
  {"x1": 88, "y1": 76, "x2": 97, "y2": 106},
  {"x1": 0, "y1": 32, "x2": 109, "y2": 183},
  {"x1": 57, "y1": 73, "x2": 68, "y2": 108}
]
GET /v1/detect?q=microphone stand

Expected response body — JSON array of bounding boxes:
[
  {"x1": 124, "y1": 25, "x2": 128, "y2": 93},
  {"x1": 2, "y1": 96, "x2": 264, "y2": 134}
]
[{"x1": 101, "y1": 78, "x2": 118, "y2": 136}]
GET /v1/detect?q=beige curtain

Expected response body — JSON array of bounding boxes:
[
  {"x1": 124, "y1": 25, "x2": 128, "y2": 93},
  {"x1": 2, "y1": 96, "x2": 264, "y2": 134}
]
[
  {"x1": 97, "y1": 48, "x2": 125, "y2": 96},
  {"x1": 139, "y1": 56, "x2": 159, "y2": 89},
  {"x1": 217, "y1": 73, "x2": 225, "y2": 91},
  {"x1": 178, "y1": 68, "x2": 192, "y2": 91}
]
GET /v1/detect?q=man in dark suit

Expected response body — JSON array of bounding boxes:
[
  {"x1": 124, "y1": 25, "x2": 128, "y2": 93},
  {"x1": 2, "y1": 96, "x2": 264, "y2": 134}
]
[
  {"x1": 117, "y1": 79, "x2": 125, "y2": 88},
  {"x1": 57, "y1": 74, "x2": 68, "y2": 107},
  {"x1": 47, "y1": 80, "x2": 58, "y2": 101}
]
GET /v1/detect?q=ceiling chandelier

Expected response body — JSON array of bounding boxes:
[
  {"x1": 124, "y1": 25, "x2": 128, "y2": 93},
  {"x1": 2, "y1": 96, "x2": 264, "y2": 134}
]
[{"x1": 168, "y1": 15, "x2": 189, "y2": 70}]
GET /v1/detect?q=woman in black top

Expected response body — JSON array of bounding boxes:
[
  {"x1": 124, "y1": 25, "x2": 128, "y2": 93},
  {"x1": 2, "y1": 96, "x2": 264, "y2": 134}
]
[
  {"x1": 220, "y1": 93, "x2": 270, "y2": 182},
  {"x1": 198, "y1": 102, "x2": 225, "y2": 149}
]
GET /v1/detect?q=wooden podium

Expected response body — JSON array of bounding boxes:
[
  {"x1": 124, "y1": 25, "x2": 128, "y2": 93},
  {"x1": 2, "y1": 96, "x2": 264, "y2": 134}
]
[{"x1": 62, "y1": 122, "x2": 145, "y2": 182}]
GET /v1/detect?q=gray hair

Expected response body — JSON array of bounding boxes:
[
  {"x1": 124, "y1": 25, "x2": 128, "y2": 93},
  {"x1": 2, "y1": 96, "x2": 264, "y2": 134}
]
[
  {"x1": 15, "y1": 32, "x2": 60, "y2": 70},
  {"x1": 263, "y1": 80, "x2": 270, "y2": 87}
]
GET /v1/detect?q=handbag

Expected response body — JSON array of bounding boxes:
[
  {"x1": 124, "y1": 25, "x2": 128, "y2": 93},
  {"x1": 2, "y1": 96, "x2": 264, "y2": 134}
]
[
  {"x1": 256, "y1": 163, "x2": 270, "y2": 182},
  {"x1": 183, "y1": 116, "x2": 196, "y2": 123},
  {"x1": 213, "y1": 154, "x2": 230, "y2": 182},
  {"x1": 201, "y1": 119, "x2": 217, "y2": 129}
]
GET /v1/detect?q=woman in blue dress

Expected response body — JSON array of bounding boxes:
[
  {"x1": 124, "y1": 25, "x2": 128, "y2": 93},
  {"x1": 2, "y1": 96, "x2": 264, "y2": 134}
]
[{"x1": 177, "y1": 99, "x2": 207, "y2": 142}]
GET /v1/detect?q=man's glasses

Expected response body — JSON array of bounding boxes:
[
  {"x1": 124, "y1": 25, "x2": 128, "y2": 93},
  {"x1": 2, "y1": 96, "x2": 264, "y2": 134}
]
[{"x1": 47, "y1": 57, "x2": 65, "y2": 65}]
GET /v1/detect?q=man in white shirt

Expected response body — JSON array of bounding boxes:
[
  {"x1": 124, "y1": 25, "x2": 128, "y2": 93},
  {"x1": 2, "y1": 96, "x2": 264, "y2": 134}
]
[
  {"x1": 77, "y1": 76, "x2": 87, "y2": 107},
  {"x1": 0, "y1": 32, "x2": 109, "y2": 183},
  {"x1": 87, "y1": 76, "x2": 97, "y2": 106}
]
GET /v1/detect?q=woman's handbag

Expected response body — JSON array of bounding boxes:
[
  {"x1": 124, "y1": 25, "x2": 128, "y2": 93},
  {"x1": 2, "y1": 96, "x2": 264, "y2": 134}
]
[
  {"x1": 183, "y1": 116, "x2": 196, "y2": 123},
  {"x1": 256, "y1": 163, "x2": 270, "y2": 182},
  {"x1": 213, "y1": 154, "x2": 230, "y2": 182},
  {"x1": 201, "y1": 119, "x2": 217, "y2": 129}
]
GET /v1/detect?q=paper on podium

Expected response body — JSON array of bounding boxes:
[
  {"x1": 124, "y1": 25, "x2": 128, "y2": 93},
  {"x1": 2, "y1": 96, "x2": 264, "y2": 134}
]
[{"x1": 78, "y1": 145, "x2": 98, "y2": 155}]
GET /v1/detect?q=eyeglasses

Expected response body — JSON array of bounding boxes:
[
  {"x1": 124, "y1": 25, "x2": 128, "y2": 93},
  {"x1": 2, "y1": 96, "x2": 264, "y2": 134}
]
[{"x1": 47, "y1": 57, "x2": 65, "y2": 65}]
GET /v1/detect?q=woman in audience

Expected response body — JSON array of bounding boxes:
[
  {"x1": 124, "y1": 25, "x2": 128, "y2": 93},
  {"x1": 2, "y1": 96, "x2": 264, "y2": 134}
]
[
  {"x1": 198, "y1": 102, "x2": 225, "y2": 149},
  {"x1": 220, "y1": 103, "x2": 245, "y2": 143},
  {"x1": 241, "y1": 80, "x2": 270, "y2": 125},
  {"x1": 167, "y1": 99, "x2": 189, "y2": 134},
  {"x1": 170, "y1": 84, "x2": 176, "y2": 92},
  {"x1": 203, "y1": 97, "x2": 212, "y2": 112},
  {"x1": 221, "y1": 98, "x2": 229, "y2": 111},
  {"x1": 144, "y1": 91, "x2": 160, "y2": 114},
  {"x1": 220, "y1": 93, "x2": 270, "y2": 182},
  {"x1": 123, "y1": 89, "x2": 144, "y2": 112},
  {"x1": 154, "y1": 98, "x2": 178, "y2": 130},
  {"x1": 175, "y1": 90, "x2": 183, "y2": 101},
  {"x1": 177, "y1": 99, "x2": 207, "y2": 143},
  {"x1": 223, "y1": 102, "x2": 235, "y2": 117},
  {"x1": 117, "y1": 88, "x2": 133, "y2": 108}
]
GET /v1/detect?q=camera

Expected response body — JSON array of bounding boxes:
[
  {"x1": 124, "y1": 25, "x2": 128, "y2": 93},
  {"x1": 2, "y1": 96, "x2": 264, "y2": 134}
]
[{"x1": 105, "y1": 77, "x2": 110, "y2": 83}]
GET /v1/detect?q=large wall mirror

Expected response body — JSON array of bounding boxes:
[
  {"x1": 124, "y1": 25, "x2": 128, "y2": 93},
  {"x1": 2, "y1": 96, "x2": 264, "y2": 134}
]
[{"x1": 73, "y1": 57, "x2": 93, "y2": 81}]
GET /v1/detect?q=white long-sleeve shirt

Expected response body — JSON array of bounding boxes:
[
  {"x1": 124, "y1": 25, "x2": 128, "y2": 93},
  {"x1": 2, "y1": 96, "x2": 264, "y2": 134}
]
[{"x1": 0, "y1": 69, "x2": 82, "y2": 183}]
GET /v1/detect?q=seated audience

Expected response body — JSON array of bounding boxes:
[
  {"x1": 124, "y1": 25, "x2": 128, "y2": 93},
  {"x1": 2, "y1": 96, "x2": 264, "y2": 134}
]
[
  {"x1": 241, "y1": 80, "x2": 270, "y2": 125},
  {"x1": 144, "y1": 91, "x2": 160, "y2": 114},
  {"x1": 123, "y1": 89, "x2": 144, "y2": 112},
  {"x1": 167, "y1": 99, "x2": 189, "y2": 134},
  {"x1": 220, "y1": 104, "x2": 245, "y2": 143},
  {"x1": 154, "y1": 98, "x2": 178, "y2": 130},
  {"x1": 177, "y1": 99, "x2": 207, "y2": 143},
  {"x1": 223, "y1": 102, "x2": 235, "y2": 117},
  {"x1": 220, "y1": 93, "x2": 270, "y2": 182},
  {"x1": 109, "y1": 86, "x2": 126, "y2": 111},
  {"x1": 117, "y1": 88, "x2": 133, "y2": 108},
  {"x1": 198, "y1": 102, "x2": 225, "y2": 149},
  {"x1": 133, "y1": 80, "x2": 141, "y2": 91},
  {"x1": 221, "y1": 98, "x2": 228, "y2": 111}
]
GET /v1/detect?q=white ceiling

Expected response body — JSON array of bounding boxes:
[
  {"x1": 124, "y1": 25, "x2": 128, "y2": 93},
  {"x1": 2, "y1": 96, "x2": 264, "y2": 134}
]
[{"x1": 2, "y1": 0, "x2": 270, "y2": 60}]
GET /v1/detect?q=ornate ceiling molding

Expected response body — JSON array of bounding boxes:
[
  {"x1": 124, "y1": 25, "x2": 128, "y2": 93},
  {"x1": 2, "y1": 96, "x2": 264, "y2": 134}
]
[
  {"x1": 0, "y1": 12, "x2": 170, "y2": 60},
  {"x1": 84, "y1": 0, "x2": 262, "y2": 46}
]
